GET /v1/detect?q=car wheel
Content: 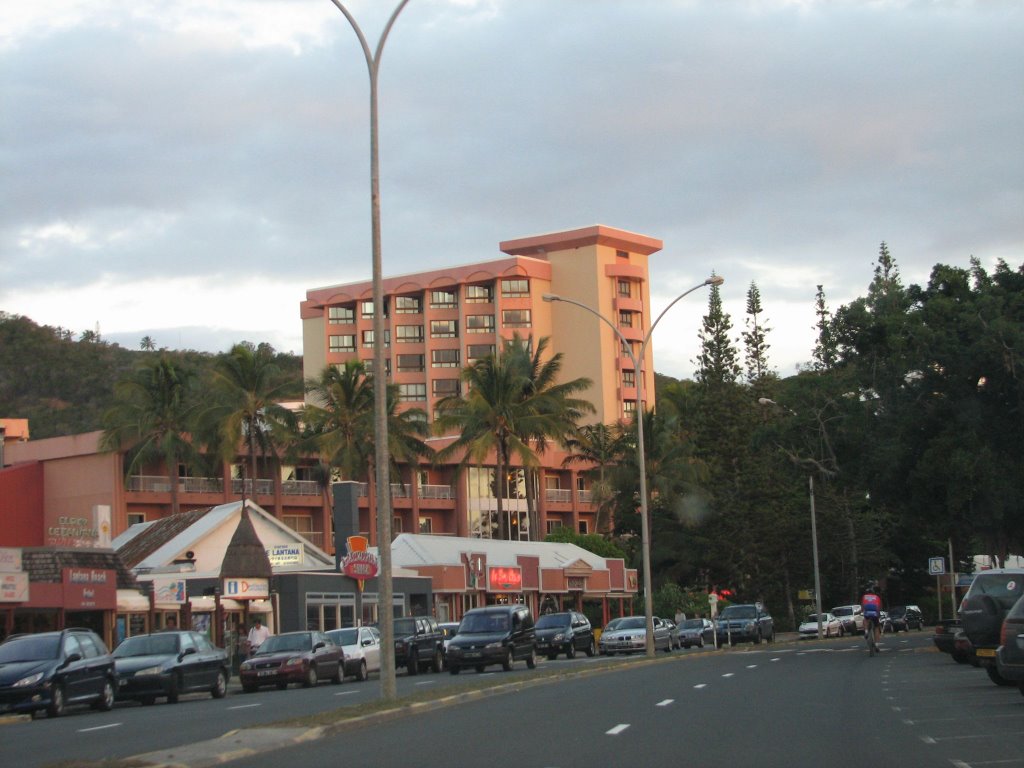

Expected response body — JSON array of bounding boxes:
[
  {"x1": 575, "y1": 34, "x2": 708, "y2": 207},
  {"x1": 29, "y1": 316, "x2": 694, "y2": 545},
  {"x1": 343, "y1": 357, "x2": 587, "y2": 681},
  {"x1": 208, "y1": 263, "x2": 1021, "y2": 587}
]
[
  {"x1": 167, "y1": 674, "x2": 180, "y2": 704},
  {"x1": 986, "y1": 666, "x2": 1015, "y2": 687},
  {"x1": 566, "y1": 642, "x2": 576, "y2": 660},
  {"x1": 407, "y1": 652, "x2": 419, "y2": 676},
  {"x1": 47, "y1": 684, "x2": 66, "y2": 718},
  {"x1": 212, "y1": 670, "x2": 227, "y2": 699},
  {"x1": 304, "y1": 665, "x2": 319, "y2": 688},
  {"x1": 526, "y1": 647, "x2": 537, "y2": 669},
  {"x1": 356, "y1": 659, "x2": 368, "y2": 682},
  {"x1": 449, "y1": 664, "x2": 460, "y2": 675},
  {"x1": 431, "y1": 648, "x2": 444, "y2": 673},
  {"x1": 331, "y1": 661, "x2": 343, "y2": 684},
  {"x1": 502, "y1": 648, "x2": 514, "y2": 672},
  {"x1": 586, "y1": 639, "x2": 596, "y2": 657},
  {"x1": 95, "y1": 679, "x2": 115, "y2": 711}
]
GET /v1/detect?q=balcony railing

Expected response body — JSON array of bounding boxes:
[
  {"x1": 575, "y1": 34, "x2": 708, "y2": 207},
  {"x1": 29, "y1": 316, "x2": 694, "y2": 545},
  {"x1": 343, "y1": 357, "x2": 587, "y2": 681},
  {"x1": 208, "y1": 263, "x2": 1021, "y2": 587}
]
[
  {"x1": 231, "y1": 478, "x2": 275, "y2": 496},
  {"x1": 280, "y1": 480, "x2": 322, "y2": 496},
  {"x1": 127, "y1": 476, "x2": 455, "y2": 504},
  {"x1": 545, "y1": 489, "x2": 572, "y2": 503},
  {"x1": 577, "y1": 489, "x2": 593, "y2": 503},
  {"x1": 419, "y1": 484, "x2": 453, "y2": 500}
]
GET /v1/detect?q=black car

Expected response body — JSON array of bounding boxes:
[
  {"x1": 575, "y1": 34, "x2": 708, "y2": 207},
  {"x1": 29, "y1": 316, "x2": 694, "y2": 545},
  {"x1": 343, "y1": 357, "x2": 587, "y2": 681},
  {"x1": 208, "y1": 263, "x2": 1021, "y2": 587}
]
[
  {"x1": 534, "y1": 611, "x2": 596, "y2": 660},
  {"x1": 888, "y1": 606, "x2": 924, "y2": 632},
  {"x1": 113, "y1": 631, "x2": 229, "y2": 704},
  {"x1": 959, "y1": 568, "x2": 1024, "y2": 685},
  {"x1": 0, "y1": 628, "x2": 116, "y2": 718},
  {"x1": 392, "y1": 616, "x2": 445, "y2": 676},
  {"x1": 995, "y1": 593, "x2": 1024, "y2": 694},
  {"x1": 447, "y1": 604, "x2": 537, "y2": 674},
  {"x1": 933, "y1": 619, "x2": 969, "y2": 663},
  {"x1": 716, "y1": 603, "x2": 775, "y2": 645}
]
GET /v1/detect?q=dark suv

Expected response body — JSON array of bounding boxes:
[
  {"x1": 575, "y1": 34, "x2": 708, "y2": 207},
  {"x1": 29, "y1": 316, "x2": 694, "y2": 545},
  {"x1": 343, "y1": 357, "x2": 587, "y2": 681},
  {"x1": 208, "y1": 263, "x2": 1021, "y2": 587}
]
[
  {"x1": 392, "y1": 616, "x2": 445, "y2": 676},
  {"x1": 0, "y1": 627, "x2": 116, "y2": 718},
  {"x1": 959, "y1": 568, "x2": 1024, "y2": 686},
  {"x1": 716, "y1": 603, "x2": 775, "y2": 645},
  {"x1": 534, "y1": 611, "x2": 596, "y2": 659},
  {"x1": 888, "y1": 606, "x2": 924, "y2": 632},
  {"x1": 447, "y1": 604, "x2": 537, "y2": 674}
]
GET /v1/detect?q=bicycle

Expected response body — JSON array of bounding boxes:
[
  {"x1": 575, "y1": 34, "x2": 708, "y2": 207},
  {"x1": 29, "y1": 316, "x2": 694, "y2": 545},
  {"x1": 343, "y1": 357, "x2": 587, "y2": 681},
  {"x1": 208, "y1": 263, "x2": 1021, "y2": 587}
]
[{"x1": 864, "y1": 617, "x2": 880, "y2": 656}]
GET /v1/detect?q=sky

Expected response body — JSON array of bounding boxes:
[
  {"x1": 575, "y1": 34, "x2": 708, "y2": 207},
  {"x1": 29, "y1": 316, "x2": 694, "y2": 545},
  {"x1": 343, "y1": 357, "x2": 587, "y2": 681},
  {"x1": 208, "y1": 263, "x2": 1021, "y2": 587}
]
[{"x1": 2, "y1": 0, "x2": 1022, "y2": 380}]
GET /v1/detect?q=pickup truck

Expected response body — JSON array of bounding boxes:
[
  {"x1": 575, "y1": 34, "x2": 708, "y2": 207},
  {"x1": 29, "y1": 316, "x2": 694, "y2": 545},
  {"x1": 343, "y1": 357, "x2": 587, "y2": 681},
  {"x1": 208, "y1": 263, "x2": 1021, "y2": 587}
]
[{"x1": 391, "y1": 615, "x2": 445, "y2": 675}]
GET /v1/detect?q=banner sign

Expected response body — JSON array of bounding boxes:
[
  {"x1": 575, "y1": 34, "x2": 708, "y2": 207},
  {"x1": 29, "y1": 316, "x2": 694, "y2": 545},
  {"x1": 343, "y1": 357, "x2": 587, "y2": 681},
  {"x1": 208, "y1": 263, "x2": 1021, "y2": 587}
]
[
  {"x1": 267, "y1": 543, "x2": 304, "y2": 567},
  {"x1": 0, "y1": 547, "x2": 22, "y2": 573},
  {"x1": 341, "y1": 536, "x2": 379, "y2": 580},
  {"x1": 62, "y1": 568, "x2": 116, "y2": 609},
  {"x1": 0, "y1": 572, "x2": 29, "y2": 603},
  {"x1": 153, "y1": 577, "x2": 187, "y2": 604},
  {"x1": 488, "y1": 566, "x2": 523, "y2": 592},
  {"x1": 223, "y1": 578, "x2": 269, "y2": 600}
]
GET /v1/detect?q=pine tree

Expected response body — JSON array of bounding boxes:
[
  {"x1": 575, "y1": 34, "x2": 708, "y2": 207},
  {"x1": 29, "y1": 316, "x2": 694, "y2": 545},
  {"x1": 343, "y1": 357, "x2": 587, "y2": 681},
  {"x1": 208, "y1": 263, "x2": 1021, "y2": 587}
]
[
  {"x1": 811, "y1": 285, "x2": 837, "y2": 371},
  {"x1": 694, "y1": 278, "x2": 741, "y2": 386},
  {"x1": 741, "y1": 281, "x2": 773, "y2": 383}
]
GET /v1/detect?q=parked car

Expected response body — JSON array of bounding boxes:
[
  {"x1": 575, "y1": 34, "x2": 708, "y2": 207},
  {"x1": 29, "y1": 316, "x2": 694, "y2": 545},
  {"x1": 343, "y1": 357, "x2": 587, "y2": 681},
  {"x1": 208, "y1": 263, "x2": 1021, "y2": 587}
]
[
  {"x1": 534, "y1": 611, "x2": 596, "y2": 659},
  {"x1": 325, "y1": 626, "x2": 380, "y2": 682},
  {"x1": 446, "y1": 604, "x2": 537, "y2": 674},
  {"x1": 959, "y1": 567, "x2": 1024, "y2": 686},
  {"x1": 995, "y1": 593, "x2": 1024, "y2": 694},
  {"x1": 392, "y1": 616, "x2": 445, "y2": 675},
  {"x1": 599, "y1": 615, "x2": 672, "y2": 655},
  {"x1": 113, "y1": 630, "x2": 228, "y2": 704},
  {"x1": 798, "y1": 612, "x2": 844, "y2": 639},
  {"x1": 888, "y1": 606, "x2": 924, "y2": 632},
  {"x1": 662, "y1": 618, "x2": 682, "y2": 650},
  {"x1": 0, "y1": 628, "x2": 116, "y2": 718},
  {"x1": 239, "y1": 631, "x2": 343, "y2": 692},
  {"x1": 438, "y1": 622, "x2": 460, "y2": 654},
  {"x1": 678, "y1": 618, "x2": 714, "y2": 649},
  {"x1": 933, "y1": 619, "x2": 966, "y2": 662},
  {"x1": 716, "y1": 603, "x2": 775, "y2": 645},
  {"x1": 831, "y1": 605, "x2": 865, "y2": 635}
]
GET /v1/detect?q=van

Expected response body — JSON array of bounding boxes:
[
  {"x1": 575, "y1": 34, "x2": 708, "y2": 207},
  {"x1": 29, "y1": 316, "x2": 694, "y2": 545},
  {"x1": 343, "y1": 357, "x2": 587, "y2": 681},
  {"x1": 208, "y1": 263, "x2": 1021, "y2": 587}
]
[{"x1": 446, "y1": 604, "x2": 537, "y2": 674}]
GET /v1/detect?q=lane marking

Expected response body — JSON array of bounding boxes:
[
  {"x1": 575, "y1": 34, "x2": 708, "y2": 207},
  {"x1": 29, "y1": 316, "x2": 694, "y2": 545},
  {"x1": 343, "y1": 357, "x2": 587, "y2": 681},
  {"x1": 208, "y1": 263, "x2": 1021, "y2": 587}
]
[
  {"x1": 746, "y1": 664, "x2": 757, "y2": 669},
  {"x1": 78, "y1": 723, "x2": 122, "y2": 733},
  {"x1": 694, "y1": 684, "x2": 707, "y2": 689},
  {"x1": 228, "y1": 703, "x2": 263, "y2": 709},
  {"x1": 334, "y1": 690, "x2": 361, "y2": 696},
  {"x1": 722, "y1": 673, "x2": 735, "y2": 678},
  {"x1": 606, "y1": 724, "x2": 630, "y2": 735},
  {"x1": 414, "y1": 680, "x2": 435, "y2": 686},
  {"x1": 770, "y1": 658, "x2": 781, "y2": 662},
  {"x1": 656, "y1": 699, "x2": 674, "y2": 707}
]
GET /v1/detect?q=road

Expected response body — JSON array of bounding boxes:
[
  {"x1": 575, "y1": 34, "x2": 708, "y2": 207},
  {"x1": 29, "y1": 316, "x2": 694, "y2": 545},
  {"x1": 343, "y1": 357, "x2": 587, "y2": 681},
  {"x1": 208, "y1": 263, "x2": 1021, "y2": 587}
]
[{"x1": 4, "y1": 632, "x2": 1023, "y2": 768}]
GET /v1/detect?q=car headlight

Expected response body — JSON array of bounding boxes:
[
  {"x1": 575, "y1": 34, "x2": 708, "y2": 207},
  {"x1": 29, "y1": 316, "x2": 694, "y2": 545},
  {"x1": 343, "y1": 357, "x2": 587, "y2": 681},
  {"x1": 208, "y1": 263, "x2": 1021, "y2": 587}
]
[
  {"x1": 745, "y1": 622, "x2": 755, "y2": 631},
  {"x1": 553, "y1": 633, "x2": 565, "y2": 642},
  {"x1": 283, "y1": 656, "x2": 304, "y2": 667},
  {"x1": 240, "y1": 661, "x2": 253, "y2": 671},
  {"x1": 485, "y1": 641, "x2": 503, "y2": 649},
  {"x1": 14, "y1": 672, "x2": 44, "y2": 687},
  {"x1": 133, "y1": 665, "x2": 164, "y2": 676}
]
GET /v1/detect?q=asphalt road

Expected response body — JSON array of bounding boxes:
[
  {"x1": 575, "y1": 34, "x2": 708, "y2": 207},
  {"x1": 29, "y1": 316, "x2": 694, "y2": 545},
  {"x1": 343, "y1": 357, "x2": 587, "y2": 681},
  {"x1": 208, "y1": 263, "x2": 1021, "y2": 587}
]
[{"x1": 4, "y1": 632, "x2": 1023, "y2": 768}]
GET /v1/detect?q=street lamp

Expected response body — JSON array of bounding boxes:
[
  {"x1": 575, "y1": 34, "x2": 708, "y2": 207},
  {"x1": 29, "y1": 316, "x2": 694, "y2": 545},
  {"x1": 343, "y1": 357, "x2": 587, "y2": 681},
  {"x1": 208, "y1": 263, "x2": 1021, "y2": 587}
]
[
  {"x1": 544, "y1": 275, "x2": 723, "y2": 657},
  {"x1": 330, "y1": 0, "x2": 411, "y2": 703},
  {"x1": 758, "y1": 397, "x2": 824, "y2": 640}
]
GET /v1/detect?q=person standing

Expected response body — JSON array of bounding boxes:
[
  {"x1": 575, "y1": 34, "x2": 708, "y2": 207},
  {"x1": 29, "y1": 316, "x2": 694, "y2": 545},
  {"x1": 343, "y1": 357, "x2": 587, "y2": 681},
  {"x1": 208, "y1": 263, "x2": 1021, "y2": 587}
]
[{"x1": 246, "y1": 618, "x2": 270, "y2": 656}]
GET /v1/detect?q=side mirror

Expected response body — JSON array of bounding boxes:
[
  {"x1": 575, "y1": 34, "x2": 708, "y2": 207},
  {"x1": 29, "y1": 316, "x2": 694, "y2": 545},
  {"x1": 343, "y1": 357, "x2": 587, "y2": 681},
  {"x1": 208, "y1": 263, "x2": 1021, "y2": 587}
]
[
  {"x1": 63, "y1": 652, "x2": 83, "y2": 666},
  {"x1": 362, "y1": 639, "x2": 373, "y2": 647},
  {"x1": 314, "y1": 641, "x2": 325, "y2": 651},
  {"x1": 179, "y1": 647, "x2": 197, "y2": 660}
]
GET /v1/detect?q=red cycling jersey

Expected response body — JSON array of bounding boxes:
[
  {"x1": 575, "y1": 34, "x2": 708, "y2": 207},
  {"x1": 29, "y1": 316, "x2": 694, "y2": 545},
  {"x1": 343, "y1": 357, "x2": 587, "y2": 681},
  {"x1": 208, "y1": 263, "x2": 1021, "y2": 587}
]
[{"x1": 861, "y1": 592, "x2": 882, "y2": 619}]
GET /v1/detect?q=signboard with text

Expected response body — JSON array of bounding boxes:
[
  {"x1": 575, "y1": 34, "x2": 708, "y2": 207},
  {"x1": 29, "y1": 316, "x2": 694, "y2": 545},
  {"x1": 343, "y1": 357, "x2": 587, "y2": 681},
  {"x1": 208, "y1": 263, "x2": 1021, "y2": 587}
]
[
  {"x1": 222, "y1": 578, "x2": 269, "y2": 600},
  {"x1": 1, "y1": 572, "x2": 29, "y2": 603},
  {"x1": 0, "y1": 547, "x2": 22, "y2": 573},
  {"x1": 267, "y1": 543, "x2": 304, "y2": 567},
  {"x1": 488, "y1": 566, "x2": 523, "y2": 593},
  {"x1": 62, "y1": 568, "x2": 116, "y2": 610}
]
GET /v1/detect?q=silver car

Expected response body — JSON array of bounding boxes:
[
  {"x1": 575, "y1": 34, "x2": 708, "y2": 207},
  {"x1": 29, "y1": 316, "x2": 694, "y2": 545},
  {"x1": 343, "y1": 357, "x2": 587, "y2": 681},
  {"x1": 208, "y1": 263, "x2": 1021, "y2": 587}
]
[
  {"x1": 677, "y1": 618, "x2": 715, "y2": 648},
  {"x1": 599, "y1": 616, "x2": 672, "y2": 655},
  {"x1": 326, "y1": 626, "x2": 381, "y2": 682}
]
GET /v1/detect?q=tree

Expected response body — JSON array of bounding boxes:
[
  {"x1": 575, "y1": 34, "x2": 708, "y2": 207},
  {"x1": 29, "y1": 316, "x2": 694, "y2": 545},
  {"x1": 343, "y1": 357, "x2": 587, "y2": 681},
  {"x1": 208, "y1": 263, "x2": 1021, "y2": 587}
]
[
  {"x1": 694, "y1": 277, "x2": 741, "y2": 387},
  {"x1": 100, "y1": 356, "x2": 199, "y2": 516},
  {"x1": 741, "y1": 281, "x2": 773, "y2": 384},
  {"x1": 562, "y1": 422, "x2": 626, "y2": 534},
  {"x1": 811, "y1": 285, "x2": 837, "y2": 371},
  {"x1": 140, "y1": 336, "x2": 156, "y2": 351}
]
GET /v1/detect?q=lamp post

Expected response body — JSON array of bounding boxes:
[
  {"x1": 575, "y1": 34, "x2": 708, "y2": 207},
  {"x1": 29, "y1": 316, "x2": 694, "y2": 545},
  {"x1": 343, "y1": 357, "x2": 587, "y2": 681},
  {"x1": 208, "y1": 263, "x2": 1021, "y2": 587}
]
[
  {"x1": 544, "y1": 275, "x2": 723, "y2": 657},
  {"x1": 758, "y1": 397, "x2": 823, "y2": 640},
  {"x1": 329, "y1": 0, "x2": 410, "y2": 703}
]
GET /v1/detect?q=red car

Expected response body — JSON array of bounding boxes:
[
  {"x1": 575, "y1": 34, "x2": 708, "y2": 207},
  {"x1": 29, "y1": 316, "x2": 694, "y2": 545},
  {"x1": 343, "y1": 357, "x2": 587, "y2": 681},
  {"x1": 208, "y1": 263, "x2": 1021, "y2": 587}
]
[{"x1": 239, "y1": 631, "x2": 343, "y2": 692}]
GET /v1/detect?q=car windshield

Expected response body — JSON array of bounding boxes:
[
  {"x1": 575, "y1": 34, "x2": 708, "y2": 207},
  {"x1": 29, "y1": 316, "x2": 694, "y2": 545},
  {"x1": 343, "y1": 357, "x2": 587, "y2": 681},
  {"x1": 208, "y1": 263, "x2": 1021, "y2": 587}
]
[
  {"x1": 681, "y1": 619, "x2": 705, "y2": 629},
  {"x1": 890, "y1": 607, "x2": 907, "y2": 617},
  {"x1": 328, "y1": 629, "x2": 358, "y2": 646},
  {"x1": 258, "y1": 634, "x2": 311, "y2": 654},
  {"x1": 971, "y1": 574, "x2": 1022, "y2": 601},
  {"x1": 833, "y1": 607, "x2": 852, "y2": 617},
  {"x1": 0, "y1": 635, "x2": 60, "y2": 662},
  {"x1": 535, "y1": 614, "x2": 571, "y2": 629},
  {"x1": 609, "y1": 617, "x2": 646, "y2": 630},
  {"x1": 114, "y1": 634, "x2": 180, "y2": 657},
  {"x1": 721, "y1": 606, "x2": 756, "y2": 619},
  {"x1": 393, "y1": 619, "x2": 417, "y2": 636},
  {"x1": 459, "y1": 613, "x2": 509, "y2": 633}
]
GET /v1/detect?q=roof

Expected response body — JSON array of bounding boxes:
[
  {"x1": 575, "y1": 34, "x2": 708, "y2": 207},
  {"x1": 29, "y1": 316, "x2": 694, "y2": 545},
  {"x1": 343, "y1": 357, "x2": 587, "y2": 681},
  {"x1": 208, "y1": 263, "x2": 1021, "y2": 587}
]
[
  {"x1": 20, "y1": 548, "x2": 138, "y2": 589},
  {"x1": 219, "y1": 507, "x2": 273, "y2": 579},
  {"x1": 114, "y1": 508, "x2": 212, "y2": 569},
  {"x1": 389, "y1": 533, "x2": 616, "y2": 571}
]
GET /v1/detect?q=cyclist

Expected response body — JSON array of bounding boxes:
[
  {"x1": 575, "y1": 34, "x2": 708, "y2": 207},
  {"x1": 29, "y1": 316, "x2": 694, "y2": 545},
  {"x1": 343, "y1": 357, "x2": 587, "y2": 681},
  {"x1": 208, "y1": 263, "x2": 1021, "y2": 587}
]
[{"x1": 861, "y1": 583, "x2": 883, "y2": 655}]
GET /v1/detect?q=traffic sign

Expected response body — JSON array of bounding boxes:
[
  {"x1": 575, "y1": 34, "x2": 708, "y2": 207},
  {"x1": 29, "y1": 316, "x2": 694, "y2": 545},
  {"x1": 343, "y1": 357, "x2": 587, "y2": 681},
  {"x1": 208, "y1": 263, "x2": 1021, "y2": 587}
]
[{"x1": 928, "y1": 557, "x2": 946, "y2": 576}]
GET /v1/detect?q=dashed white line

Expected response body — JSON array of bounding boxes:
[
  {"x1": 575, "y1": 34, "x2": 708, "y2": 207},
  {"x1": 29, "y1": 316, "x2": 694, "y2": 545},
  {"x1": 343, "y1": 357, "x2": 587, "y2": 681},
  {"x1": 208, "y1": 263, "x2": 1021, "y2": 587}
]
[
  {"x1": 606, "y1": 724, "x2": 630, "y2": 735},
  {"x1": 694, "y1": 684, "x2": 707, "y2": 689},
  {"x1": 722, "y1": 672, "x2": 735, "y2": 678},
  {"x1": 334, "y1": 690, "x2": 360, "y2": 696},
  {"x1": 78, "y1": 723, "x2": 122, "y2": 733},
  {"x1": 414, "y1": 680, "x2": 435, "y2": 686},
  {"x1": 746, "y1": 664, "x2": 758, "y2": 669},
  {"x1": 656, "y1": 699, "x2": 674, "y2": 707},
  {"x1": 228, "y1": 703, "x2": 262, "y2": 710}
]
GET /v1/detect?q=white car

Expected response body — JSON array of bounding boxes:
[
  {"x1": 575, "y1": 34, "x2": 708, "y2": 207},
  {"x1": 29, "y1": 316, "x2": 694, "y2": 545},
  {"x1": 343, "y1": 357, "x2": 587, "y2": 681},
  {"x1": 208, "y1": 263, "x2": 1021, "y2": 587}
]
[
  {"x1": 798, "y1": 612, "x2": 844, "y2": 638},
  {"x1": 326, "y1": 626, "x2": 381, "y2": 682},
  {"x1": 831, "y1": 604, "x2": 864, "y2": 635}
]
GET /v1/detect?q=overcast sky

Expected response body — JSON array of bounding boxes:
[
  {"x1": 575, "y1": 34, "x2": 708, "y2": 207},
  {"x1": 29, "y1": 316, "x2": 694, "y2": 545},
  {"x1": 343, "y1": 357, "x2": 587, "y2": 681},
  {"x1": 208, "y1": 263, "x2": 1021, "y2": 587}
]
[{"x1": 2, "y1": 0, "x2": 1021, "y2": 380}]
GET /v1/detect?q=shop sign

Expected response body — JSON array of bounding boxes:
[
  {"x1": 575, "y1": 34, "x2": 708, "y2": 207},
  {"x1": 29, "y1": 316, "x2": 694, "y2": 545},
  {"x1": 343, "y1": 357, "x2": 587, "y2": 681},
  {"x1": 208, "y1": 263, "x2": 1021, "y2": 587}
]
[
  {"x1": 342, "y1": 551, "x2": 379, "y2": 580},
  {"x1": 488, "y1": 566, "x2": 522, "y2": 592},
  {"x1": 1, "y1": 572, "x2": 29, "y2": 603},
  {"x1": 0, "y1": 547, "x2": 22, "y2": 572},
  {"x1": 45, "y1": 508, "x2": 103, "y2": 549},
  {"x1": 153, "y1": 577, "x2": 187, "y2": 604},
  {"x1": 223, "y1": 578, "x2": 269, "y2": 599},
  {"x1": 267, "y1": 543, "x2": 304, "y2": 567},
  {"x1": 62, "y1": 568, "x2": 116, "y2": 610}
]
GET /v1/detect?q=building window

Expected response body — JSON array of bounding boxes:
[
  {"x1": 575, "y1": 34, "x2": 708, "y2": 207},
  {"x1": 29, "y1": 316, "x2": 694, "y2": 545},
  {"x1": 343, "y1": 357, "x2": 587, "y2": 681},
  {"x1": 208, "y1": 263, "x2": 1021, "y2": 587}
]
[
  {"x1": 578, "y1": 520, "x2": 589, "y2": 534},
  {"x1": 329, "y1": 334, "x2": 356, "y2": 353},
  {"x1": 393, "y1": 516, "x2": 403, "y2": 534},
  {"x1": 127, "y1": 512, "x2": 146, "y2": 527},
  {"x1": 397, "y1": 354, "x2": 425, "y2": 372},
  {"x1": 466, "y1": 344, "x2": 496, "y2": 363},
  {"x1": 546, "y1": 520, "x2": 563, "y2": 534},
  {"x1": 616, "y1": 249, "x2": 629, "y2": 259},
  {"x1": 398, "y1": 383, "x2": 427, "y2": 402},
  {"x1": 432, "y1": 378, "x2": 460, "y2": 397},
  {"x1": 618, "y1": 311, "x2": 634, "y2": 328},
  {"x1": 500, "y1": 278, "x2": 529, "y2": 298},
  {"x1": 395, "y1": 325, "x2": 424, "y2": 343},
  {"x1": 363, "y1": 358, "x2": 391, "y2": 376},
  {"x1": 466, "y1": 315, "x2": 495, "y2": 334},
  {"x1": 430, "y1": 320, "x2": 458, "y2": 338},
  {"x1": 329, "y1": 306, "x2": 355, "y2": 324},
  {"x1": 501, "y1": 309, "x2": 531, "y2": 328},
  {"x1": 430, "y1": 289, "x2": 457, "y2": 309},
  {"x1": 431, "y1": 348, "x2": 460, "y2": 368},
  {"x1": 623, "y1": 400, "x2": 637, "y2": 417},
  {"x1": 418, "y1": 517, "x2": 432, "y2": 534},
  {"x1": 622, "y1": 370, "x2": 636, "y2": 388},
  {"x1": 617, "y1": 279, "x2": 631, "y2": 298},
  {"x1": 620, "y1": 339, "x2": 638, "y2": 359},
  {"x1": 360, "y1": 299, "x2": 388, "y2": 318},
  {"x1": 394, "y1": 296, "x2": 422, "y2": 314},
  {"x1": 362, "y1": 329, "x2": 390, "y2": 348},
  {"x1": 465, "y1": 284, "x2": 493, "y2": 304}
]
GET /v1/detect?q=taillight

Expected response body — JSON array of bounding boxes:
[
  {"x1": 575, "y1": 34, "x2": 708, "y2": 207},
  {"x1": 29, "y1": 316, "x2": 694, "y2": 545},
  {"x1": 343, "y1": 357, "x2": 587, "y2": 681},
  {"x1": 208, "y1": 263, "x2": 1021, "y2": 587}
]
[{"x1": 1000, "y1": 620, "x2": 1008, "y2": 645}]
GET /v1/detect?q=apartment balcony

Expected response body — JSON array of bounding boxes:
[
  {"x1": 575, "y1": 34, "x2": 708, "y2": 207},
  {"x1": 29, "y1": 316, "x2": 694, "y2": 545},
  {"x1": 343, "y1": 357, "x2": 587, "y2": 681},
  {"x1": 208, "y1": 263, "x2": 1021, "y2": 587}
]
[
  {"x1": 577, "y1": 489, "x2": 593, "y2": 503},
  {"x1": 545, "y1": 488, "x2": 572, "y2": 503},
  {"x1": 127, "y1": 475, "x2": 321, "y2": 497},
  {"x1": 419, "y1": 484, "x2": 454, "y2": 500}
]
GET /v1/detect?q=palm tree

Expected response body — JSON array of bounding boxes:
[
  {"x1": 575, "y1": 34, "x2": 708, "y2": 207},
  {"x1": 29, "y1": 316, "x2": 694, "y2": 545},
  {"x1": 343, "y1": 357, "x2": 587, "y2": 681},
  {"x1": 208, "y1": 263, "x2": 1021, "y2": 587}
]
[
  {"x1": 100, "y1": 355, "x2": 198, "y2": 516},
  {"x1": 195, "y1": 342, "x2": 299, "y2": 497},
  {"x1": 434, "y1": 335, "x2": 592, "y2": 541},
  {"x1": 562, "y1": 422, "x2": 626, "y2": 534}
]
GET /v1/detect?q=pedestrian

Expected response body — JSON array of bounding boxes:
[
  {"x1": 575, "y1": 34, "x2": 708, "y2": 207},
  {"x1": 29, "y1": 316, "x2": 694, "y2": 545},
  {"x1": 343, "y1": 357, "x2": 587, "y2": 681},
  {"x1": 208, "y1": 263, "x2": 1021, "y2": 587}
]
[
  {"x1": 246, "y1": 618, "x2": 270, "y2": 656},
  {"x1": 164, "y1": 615, "x2": 178, "y2": 630}
]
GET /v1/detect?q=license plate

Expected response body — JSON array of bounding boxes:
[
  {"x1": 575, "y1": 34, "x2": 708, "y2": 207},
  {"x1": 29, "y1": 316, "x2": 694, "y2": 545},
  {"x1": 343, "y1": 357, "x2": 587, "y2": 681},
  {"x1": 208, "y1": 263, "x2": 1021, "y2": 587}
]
[
  {"x1": 463, "y1": 651, "x2": 481, "y2": 659},
  {"x1": 257, "y1": 670, "x2": 276, "y2": 677},
  {"x1": 976, "y1": 648, "x2": 996, "y2": 658}
]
